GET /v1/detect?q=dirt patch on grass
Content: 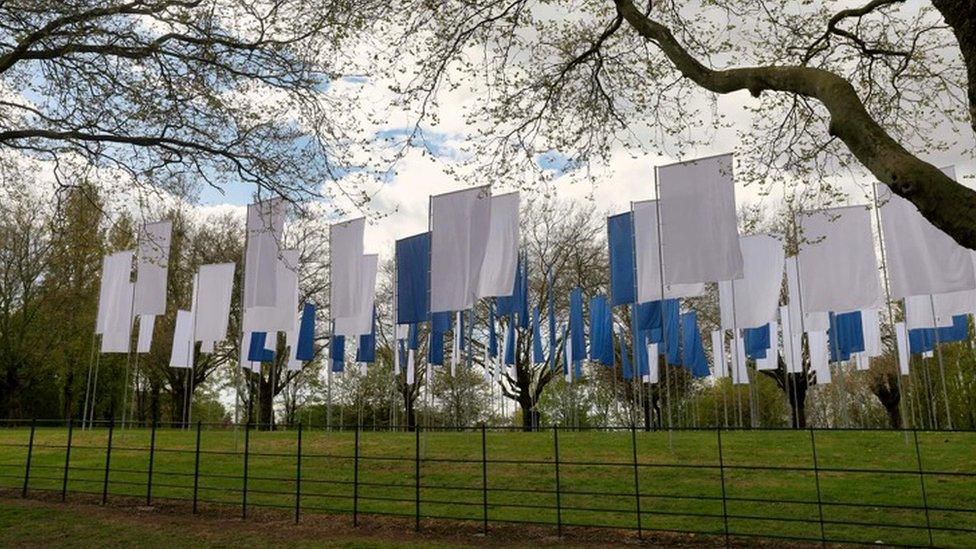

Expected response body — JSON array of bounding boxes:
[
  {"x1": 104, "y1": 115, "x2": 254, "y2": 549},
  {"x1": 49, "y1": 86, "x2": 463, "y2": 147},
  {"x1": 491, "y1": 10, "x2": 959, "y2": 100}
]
[{"x1": 0, "y1": 488, "x2": 817, "y2": 547}]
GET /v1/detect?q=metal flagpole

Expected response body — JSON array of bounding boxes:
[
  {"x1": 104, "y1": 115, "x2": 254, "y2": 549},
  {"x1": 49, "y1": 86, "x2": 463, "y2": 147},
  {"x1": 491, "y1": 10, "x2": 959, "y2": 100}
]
[
  {"x1": 729, "y1": 284, "x2": 755, "y2": 428},
  {"x1": 928, "y1": 295, "x2": 953, "y2": 429},
  {"x1": 792, "y1": 210, "x2": 815, "y2": 431},
  {"x1": 121, "y1": 254, "x2": 138, "y2": 430},
  {"x1": 82, "y1": 332, "x2": 97, "y2": 429},
  {"x1": 651, "y1": 170, "x2": 673, "y2": 441},
  {"x1": 871, "y1": 183, "x2": 911, "y2": 431},
  {"x1": 88, "y1": 348, "x2": 102, "y2": 428},
  {"x1": 187, "y1": 271, "x2": 200, "y2": 430}
]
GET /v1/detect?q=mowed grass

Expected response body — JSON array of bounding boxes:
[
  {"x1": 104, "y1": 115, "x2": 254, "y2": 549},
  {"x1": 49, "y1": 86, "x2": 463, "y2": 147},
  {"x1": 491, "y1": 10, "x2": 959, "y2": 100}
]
[{"x1": 0, "y1": 425, "x2": 974, "y2": 547}]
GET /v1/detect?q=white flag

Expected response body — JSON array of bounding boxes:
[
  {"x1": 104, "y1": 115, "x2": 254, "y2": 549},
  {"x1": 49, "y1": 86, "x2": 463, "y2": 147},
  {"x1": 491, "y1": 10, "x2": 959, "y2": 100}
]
[
  {"x1": 710, "y1": 329, "x2": 727, "y2": 378},
  {"x1": 730, "y1": 332, "x2": 748, "y2": 385},
  {"x1": 861, "y1": 309, "x2": 882, "y2": 358},
  {"x1": 657, "y1": 154, "x2": 744, "y2": 284},
  {"x1": 632, "y1": 200, "x2": 705, "y2": 301},
  {"x1": 193, "y1": 263, "x2": 236, "y2": 345},
  {"x1": 246, "y1": 250, "x2": 300, "y2": 333},
  {"x1": 136, "y1": 314, "x2": 155, "y2": 354},
  {"x1": 878, "y1": 181, "x2": 975, "y2": 299},
  {"x1": 133, "y1": 220, "x2": 172, "y2": 316},
  {"x1": 169, "y1": 310, "x2": 193, "y2": 368},
  {"x1": 99, "y1": 251, "x2": 135, "y2": 353},
  {"x1": 329, "y1": 218, "x2": 365, "y2": 319},
  {"x1": 808, "y1": 331, "x2": 830, "y2": 383},
  {"x1": 780, "y1": 306, "x2": 803, "y2": 374},
  {"x1": 756, "y1": 319, "x2": 779, "y2": 371},
  {"x1": 904, "y1": 295, "x2": 955, "y2": 330},
  {"x1": 333, "y1": 254, "x2": 378, "y2": 337},
  {"x1": 244, "y1": 199, "x2": 285, "y2": 309},
  {"x1": 797, "y1": 206, "x2": 881, "y2": 314},
  {"x1": 430, "y1": 186, "x2": 491, "y2": 313},
  {"x1": 719, "y1": 235, "x2": 785, "y2": 329},
  {"x1": 895, "y1": 322, "x2": 910, "y2": 375},
  {"x1": 645, "y1": 342, "x2": 659, "y2": 383},
  {"x1": 477, "y1": 192, "x2": 520, "y2": 298}
]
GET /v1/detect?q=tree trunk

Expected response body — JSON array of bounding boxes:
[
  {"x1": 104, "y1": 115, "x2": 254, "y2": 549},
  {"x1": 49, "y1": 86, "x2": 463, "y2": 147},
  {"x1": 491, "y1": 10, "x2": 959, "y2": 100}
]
[
  {"x1": 932, "y1": 1, "x2": 976, "y2": 136},
  {"x1": 871, "y1": 371, "x2": 903, "y2": 429},
  {"x1": 402, "y1": 383, "x2": 417, "y2": 431},
  {"x1": 258, "y1": 376, "x2": 274, "y2": 430}
]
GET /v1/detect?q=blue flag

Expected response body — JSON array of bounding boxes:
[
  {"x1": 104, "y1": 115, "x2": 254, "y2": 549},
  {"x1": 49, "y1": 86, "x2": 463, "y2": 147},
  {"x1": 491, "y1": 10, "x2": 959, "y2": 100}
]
[
  {"x1": 681, "y1": 311, "x2": 711, "y2": 378},
  {"x1": 589, "y1": 295, "x2": 613, "y2": 366},
  {"x1": 648, "y1": 299, "x2": 680, "y2": 365},
  {"x1": 427, "y1": 311, "x2": 451, "y2": 365},
  {"x1": 570, "y1": 288, "x2": 585, "y2": 364},
  {"x1": 518, "y1": 258, "x2": 530, "y2": 329},
  {"x1": 496, "y1": 258, "x2": 522, "y2": 317},
  {"x1": 488, "y1": 303, "x2": 498, "y2": 358},
  {"x1": 408, "y1": 323, "x2": 419, "y2": 351},
  {"x1": 743, "y1": 324, "x2": 770, "y2": 360},
  {"x1": 909, "y1": 314, "x2": 968, "y2": 354},
  {"x1": 828, "y1": 311, "x2": 865, "y2": 362},
  {"x1": 330, "y1": 335, "x2": 344, "y2": 372},
  {"x1": 356, "y1": 307, "x2": 376, "y2": 363},
  {"x1": 247, "y1": 332, "x2": 275, "y2": 362},
  {"x1": 504, "y1": 318, "x2": 516, "y2": 366},
  {"x1": 395, "y1": 232, "x2": 430, "y2": 325},
  {"x1": 607, "y1": 212, "x2": 636, "y2": 306},
  {"x1": 548, "y1": 273, "x2": 557, "y2": 370},
  {"x1": 619, "y1": 328, "x2": 633, "y2": 380},
  {"x1": 295, "y1": 303, "x2": 316, "y2": 361},
  {"x1": 532, "y1": 306, "x2": 545, "y2": 364}
]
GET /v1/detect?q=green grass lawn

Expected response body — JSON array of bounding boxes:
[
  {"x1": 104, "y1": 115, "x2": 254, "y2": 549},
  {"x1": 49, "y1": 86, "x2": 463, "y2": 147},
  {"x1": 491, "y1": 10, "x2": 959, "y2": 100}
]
[{"x1": 0, "y1": 425, "x2": 974, "y2": 547}]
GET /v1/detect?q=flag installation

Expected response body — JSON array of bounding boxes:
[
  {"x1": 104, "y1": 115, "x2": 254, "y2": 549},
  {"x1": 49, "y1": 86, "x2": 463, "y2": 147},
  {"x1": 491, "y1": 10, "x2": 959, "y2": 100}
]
[
  {"x1": 430, "y1": 186, "x2": 491, "y2": 313},
  {"x1": 476, "y1": 192, "x2": 520, "y2": 298},
  {"x1": 136, "y1": 315, "x2": 155, "y2": 354},
  {"x1": 356, "y1": 307, "x2": 377, "y2": 363},
  {"x1": 631, "y1": 199, "x2": 704, "y2": 301},
  {"x1": 295, "y1": 303, "x2": 316, "y2": 361},
  {"x1": 828, "y1": 311, "x2": 865, "y2": 362},
  {"x1": 657, "y1": 154, "x2": 743, "y2": 284},
  {"x1": 909, "y1": 315, "x2": 969, "y2": 354},
  {"x1": 877, "y1": 180, "x2": 975, "y2": 299},
  {"x1": 719, "y1": 235, "x2": 785, "y2": 329},
  {"x1": 755, "y1": 320, "x2": 779, "y2": 371},
  {"x1": 797, "y1": 206, "x2": 882, "y2": 314},
  {"x1": 244, "y1": 199, "x2": 285, "y2": 309},
  {"x1": 133, "y1": 220, "x2": 172, "y2": 316}
]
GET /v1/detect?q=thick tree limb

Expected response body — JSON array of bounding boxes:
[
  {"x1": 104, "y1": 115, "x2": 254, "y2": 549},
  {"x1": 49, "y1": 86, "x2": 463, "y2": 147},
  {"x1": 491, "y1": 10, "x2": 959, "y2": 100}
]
[{"x1": 614, "y1": 0, "x2": 976, "y2": 250}]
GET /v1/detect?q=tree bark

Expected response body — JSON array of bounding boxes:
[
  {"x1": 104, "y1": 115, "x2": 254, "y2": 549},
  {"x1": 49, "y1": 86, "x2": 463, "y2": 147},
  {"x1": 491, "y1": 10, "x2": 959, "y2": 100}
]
[
  {"x1": 614, "y1": 0, "x2": 976, "y2": 250},
  {"x1": 932, "y1": 1, "x2": 976, "y2": 136}
]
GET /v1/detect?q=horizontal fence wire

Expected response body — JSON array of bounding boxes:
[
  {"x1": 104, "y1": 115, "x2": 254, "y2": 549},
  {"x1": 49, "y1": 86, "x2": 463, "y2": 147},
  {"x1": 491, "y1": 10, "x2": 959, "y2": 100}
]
[{"x1": 0, "y1": 421, "x2": 975, "y2": 547}]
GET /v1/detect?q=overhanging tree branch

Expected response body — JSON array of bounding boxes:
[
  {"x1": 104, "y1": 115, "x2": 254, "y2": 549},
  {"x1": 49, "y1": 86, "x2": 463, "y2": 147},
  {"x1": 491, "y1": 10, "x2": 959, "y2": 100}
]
[{"x1": 614, "y1": 0, "x2": 976, "y2": 250}]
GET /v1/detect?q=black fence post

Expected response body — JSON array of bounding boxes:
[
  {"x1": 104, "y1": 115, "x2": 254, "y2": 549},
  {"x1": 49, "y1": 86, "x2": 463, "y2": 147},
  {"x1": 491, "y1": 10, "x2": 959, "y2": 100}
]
[
  {"x1": 716, "y1": 428, "x2": 730, "y2": 548},
  {"x1": 481, "y1": 424, "x2": 488, "y2": 535},
  {"x1": 295, "y1": 422, "x2": 302, "y2": 524},
  {"x1": 242, "y1": 422, "x2": 250, "y2": 520},
  {"x1": 353, "y1": 426, "x2": 360, "y2": 527},
  {"x1": 146, "y1": 421, "x2": 156, "y2": 506},
  {"x1": 22, "y1": 418, "x2": 35, "y2": 497},
  {"x1": 414, "y1": 425, "x2": 421, "y2": 532},
  {"x1": 61, "y1": 419, "x2": 74, "y2": 502},
  {"x1": 809, "y1": 429, "x2": 826, "y2": 547},
  {"x1": 102, "y1": 419, "x2": 114, "y2": 505},
  {"x1": 913, "y1": 430, "x2": 934, "y2": 547},
  {"x1": 192, "y1": 421, "x2": 202, "y2": 514},
  {"x1": 553, "y1": 424, "x2": 562, "y2": 537},
  {"x1": 631, "y1": 424, "x2": 642, "y2": 539}
]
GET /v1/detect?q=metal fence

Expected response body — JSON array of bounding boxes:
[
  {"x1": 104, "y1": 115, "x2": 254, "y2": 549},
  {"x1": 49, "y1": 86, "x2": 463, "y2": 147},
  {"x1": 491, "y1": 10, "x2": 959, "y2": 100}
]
[{"x1": 1, "y1": 419, "x2": 975, "y2": 547}]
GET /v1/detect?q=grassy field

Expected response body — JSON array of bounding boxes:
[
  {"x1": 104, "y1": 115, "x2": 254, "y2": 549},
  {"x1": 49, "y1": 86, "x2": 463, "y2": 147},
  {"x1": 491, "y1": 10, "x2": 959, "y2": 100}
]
[{"x1": 0, "y1": 424, "x2": 974, "y2": 547}]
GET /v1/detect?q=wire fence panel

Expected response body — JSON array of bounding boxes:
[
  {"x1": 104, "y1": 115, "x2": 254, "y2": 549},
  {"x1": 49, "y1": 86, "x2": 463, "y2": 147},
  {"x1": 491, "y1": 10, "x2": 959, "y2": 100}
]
[{"x1": 1, "y1": 420, "x2": 975, "y2": 547}]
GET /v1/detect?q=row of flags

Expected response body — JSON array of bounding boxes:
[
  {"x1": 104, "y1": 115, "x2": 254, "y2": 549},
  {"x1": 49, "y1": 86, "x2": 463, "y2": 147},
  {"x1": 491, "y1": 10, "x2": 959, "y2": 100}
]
[{"x1": 94, "y1": 157, "x2": 976, "y2": 397}]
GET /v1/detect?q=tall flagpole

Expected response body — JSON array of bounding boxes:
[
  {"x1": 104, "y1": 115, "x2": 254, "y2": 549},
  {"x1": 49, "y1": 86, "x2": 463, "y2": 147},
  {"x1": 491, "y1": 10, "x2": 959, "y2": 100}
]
[
  {"x1": 928, "y1": 294, "x2": 954, "y2": 429},
  {"x1": 82, "y1": 331, "x2": 97, "y2": 429},
  {"x1": 120, "y1": 246, "x2": 138, "y2": 431},
  {"x1": 871, "y1": 183, "x2": 911, "y2": 430},
  {"x1": 652, "y1": 169, "x2": 674, "y2": 440}
]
